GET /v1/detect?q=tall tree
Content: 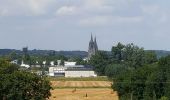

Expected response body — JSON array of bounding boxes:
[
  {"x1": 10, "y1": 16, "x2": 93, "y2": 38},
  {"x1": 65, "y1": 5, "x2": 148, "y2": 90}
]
[
  {"x1": 0, "y1": 59, "x2": 52, "y2": 100},
  {"x1": 89, "y1": 51, "x2": 110, "y2": 76},
  {"x1": 111, "y1": 42, "x2": 125, "y2": 62}
]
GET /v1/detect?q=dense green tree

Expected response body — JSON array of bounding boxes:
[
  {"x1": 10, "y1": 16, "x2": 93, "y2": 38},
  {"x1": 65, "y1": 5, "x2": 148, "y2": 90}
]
[
  {"x1": 105, "y1": 64, "x2": 127, "y2": 78},
  {"x1": 0, "y1": 59, "x2": 52, "y2": 100},
  {"x1": 89, "y1": 51, "x2": 110, "y2": 76},
  {"x1": 144, "y1": 51, "x2": 157, "y2": 64},
  {"x1": 111, "y1": 42, "x2": 125, "y2": 62},
  {"x1": 113, "y1": 55, "x2": 170, "y2": 100},
  {"x1": 8, "y1": 51, "x2": 17, "y2": 61},
  {"x1": 0, "y1": 59, "x2": 19, "y2": 74},
  {"x1": 123, "y1": 43, "x2": 145, "y2": 69}
]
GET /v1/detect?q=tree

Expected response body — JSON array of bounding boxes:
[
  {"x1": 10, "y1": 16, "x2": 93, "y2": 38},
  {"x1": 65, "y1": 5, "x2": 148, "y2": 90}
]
[
  {"x1": 112, "y1": 64, "x2": 158, "y2": 100},
  {"x1": 0, "y1": 59, "x2": 52, "y2": 100},
  {"x1": 123, "y1": 43, "x2": 145, "y2": 69},
  {"x1": 144, "y1": 51, "x2": 157, "y2": 64},
  {"x1": 105, "y1": 64, "x2": 127, "y2": 78},
  {"x1": 111, "y1": 42, "x2": 125, "y2": 62},
  {"x1": 89, "y1": 51, "x2": 110, "y2": 76},
  {"x1": 0, "y1": 58, "x2": 19, "y2": 74}
]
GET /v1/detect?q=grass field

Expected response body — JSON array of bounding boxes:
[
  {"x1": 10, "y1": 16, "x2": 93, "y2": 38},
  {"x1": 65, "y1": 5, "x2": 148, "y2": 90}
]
[
  {"x1": 49, "y1": 77, "x2": 118, "y2": 100},
  {"x1": 48, "y1": 76, "x2": 110, "y2": 81},
  {"x1": 51, "y1": 81, "x2": 112, "y2": 88},
  {"x1": 49, "y1": 88, "x2": 118, "y2": 100}
]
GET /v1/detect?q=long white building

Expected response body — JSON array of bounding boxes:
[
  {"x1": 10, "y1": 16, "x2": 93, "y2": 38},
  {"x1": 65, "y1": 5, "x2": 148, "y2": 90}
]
[{"x1": 48, "y1": 65, "x2": 97, "y2": 77}]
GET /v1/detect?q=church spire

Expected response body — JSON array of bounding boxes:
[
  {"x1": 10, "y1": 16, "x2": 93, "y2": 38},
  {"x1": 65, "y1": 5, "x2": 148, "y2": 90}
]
[
  {"x1": 88, "y1": 34, "x2": 98, "y2": 60},
  {"x1": 94, "y1": 36, "x2": 98, "y2": 51},
  {"x1": 90, "y1": 33, "x2": 93, "y2": 42}
]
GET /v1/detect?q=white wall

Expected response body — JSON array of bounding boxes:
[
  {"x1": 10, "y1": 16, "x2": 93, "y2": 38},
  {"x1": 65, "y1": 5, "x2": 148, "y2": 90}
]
[
  {"x1": 49, "y1": 73, "x2": 54, "y2": 76},
  {"x1": 65, "y1": 71, "x2": 97, "y2": 77},
  {"x1": 64, "y1": 62, "x2": 76, "y2": 66}
]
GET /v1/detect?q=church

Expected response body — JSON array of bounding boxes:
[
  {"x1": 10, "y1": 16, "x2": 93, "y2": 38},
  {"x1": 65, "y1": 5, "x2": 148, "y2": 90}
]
[
  {"x1": 88, "y1": 34, "x2": 98, "y2": 60},
  {"x1": 48, "y1": 34, "x2": 98, "y2": 77}
]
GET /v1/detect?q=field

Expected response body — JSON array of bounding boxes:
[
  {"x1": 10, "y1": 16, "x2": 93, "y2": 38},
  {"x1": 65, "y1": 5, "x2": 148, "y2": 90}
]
[
  {"x1": 49, "y1": 88, "x2": 118, "y2": 100},
  {"x1": 49, "y1": 77, "x2": 118, "y2": 100},
  {"x1": 48, "y1": 76, "x2": 109, "y2": 81},
  {"x1": 51, "y1": 81, "x2": 112, "y2": 88}
]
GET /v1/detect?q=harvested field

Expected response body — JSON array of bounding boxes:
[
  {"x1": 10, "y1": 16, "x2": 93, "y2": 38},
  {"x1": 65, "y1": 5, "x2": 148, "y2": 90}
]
[
  {"x1": 48, "y1": 76, "x2": 109, "y2": 81},
  {"x1": 51, "y1": 81, "x2": 112, "y2": 88},
  {"x1": 49, "y1": 88, "x2": 118, "y2": 100}
]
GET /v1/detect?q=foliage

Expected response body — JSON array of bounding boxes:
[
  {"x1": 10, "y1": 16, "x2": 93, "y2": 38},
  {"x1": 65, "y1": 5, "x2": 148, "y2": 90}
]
[
  {"x1": 160, "y1": 96, "x2": 169, "y2": 100},
  {"x1": 0, "y1": 59, "x2": 52, "y2": 100},
  {"x1": 89, "y1": 51, "x2": 111, "y2": 76},
  {"x1": 111, "y1": 42, "x2": 125, "y2": 62},
  {"x1": 105, "y1": 64, "x2": 127, "y2": 78},
  {"x1": 144, "y1": 51, "x2": 157, "y2": 64},
  {"x1": 122, "y1": 43, "x2": 145, "y2": 68},
  {"x1": 112, "y1": 54, "x2": 170, "y2": 100},
  {"x1": 68, "y1": 56, "x2": 87, "y2": 65}
]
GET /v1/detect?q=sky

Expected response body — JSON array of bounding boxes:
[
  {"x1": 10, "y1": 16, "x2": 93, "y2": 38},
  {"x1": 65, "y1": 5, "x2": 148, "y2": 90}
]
[{"x1": 0, "y1": 0, "x2": 170, "y2": 51}]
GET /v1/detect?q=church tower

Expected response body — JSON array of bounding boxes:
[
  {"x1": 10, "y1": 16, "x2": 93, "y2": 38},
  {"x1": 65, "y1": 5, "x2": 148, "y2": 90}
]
[{"x1": 88, "y1": 34, "x2": 98, "y2": 59}]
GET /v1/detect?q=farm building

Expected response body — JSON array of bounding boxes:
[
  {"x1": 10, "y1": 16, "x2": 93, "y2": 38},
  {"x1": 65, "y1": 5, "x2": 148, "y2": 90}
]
[{"x1": 48, "y1": 65, "x2": 97, "y2": 77}]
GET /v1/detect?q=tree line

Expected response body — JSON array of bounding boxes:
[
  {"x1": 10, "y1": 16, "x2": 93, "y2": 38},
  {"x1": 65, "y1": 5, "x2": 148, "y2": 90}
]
[
  {"x1": 0, "y1": 58, "x2": 52, "y2": 100},
  {"x1": 89, "y1": 42, "x2": 169, "y2": 100}
]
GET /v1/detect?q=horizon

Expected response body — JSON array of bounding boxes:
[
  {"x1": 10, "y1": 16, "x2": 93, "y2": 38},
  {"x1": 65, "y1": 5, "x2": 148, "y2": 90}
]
[{"x1": 0, "y1": 0, "x2": 170, "y2": 51}]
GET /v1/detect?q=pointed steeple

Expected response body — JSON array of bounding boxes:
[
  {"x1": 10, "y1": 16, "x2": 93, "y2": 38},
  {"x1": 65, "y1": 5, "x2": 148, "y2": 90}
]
[
  {"x1": 88, "y1": 34, "x2": 98, "y2": 60},
  {"x1": 90, "y1": 33, "x2": 93, "y2": 42},
  {"x1": 94, "y1": 36, "x2": 98, "y2": 51}
]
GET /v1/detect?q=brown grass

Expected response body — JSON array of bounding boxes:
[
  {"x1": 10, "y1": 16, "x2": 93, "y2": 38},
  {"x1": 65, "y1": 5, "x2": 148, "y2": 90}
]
[{"x1": 49, "y1": 88, "x2": 118, "y2": 100}]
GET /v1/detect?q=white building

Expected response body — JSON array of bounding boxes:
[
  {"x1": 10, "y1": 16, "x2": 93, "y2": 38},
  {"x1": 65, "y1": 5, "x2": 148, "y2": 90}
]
[
  {"x1": 48, "y1": 65, "x2": 97, "y2": 77},
  {"x1": 49, "y1": 66, "x2": 66, "y2": 76},
  {"x1": 65, "y1": 66, "x2": 97, "y2": 77},
  {"x1": 20, "y1": 60, "x2": 30, "y2": 68},
  {"x1": 64, "y1": 61, "x2": 76, "y2": 66}
]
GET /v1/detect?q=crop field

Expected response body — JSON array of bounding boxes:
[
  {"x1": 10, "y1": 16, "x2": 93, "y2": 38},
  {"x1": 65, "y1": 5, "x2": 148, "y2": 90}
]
[
  {"x1": 49, "y1": 77, "x2": 118, "y2": 100},
  {"x1": 48, "y1": 76, "x2": 109, "y2": 81},
  {"x1": 51, "y1": 81, "x2": 112, "y2": 88},
  {"x1": 49, "y1": 88, "x2": 118, "y2": 100}
]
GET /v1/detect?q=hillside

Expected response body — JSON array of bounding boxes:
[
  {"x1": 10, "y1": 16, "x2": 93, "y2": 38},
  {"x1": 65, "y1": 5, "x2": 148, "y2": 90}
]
[{"x1": 147, "y1": 50, "x2": 170, "y2": 58}]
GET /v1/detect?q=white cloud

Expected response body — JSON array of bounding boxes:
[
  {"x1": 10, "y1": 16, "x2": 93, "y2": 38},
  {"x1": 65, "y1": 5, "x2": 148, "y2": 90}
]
[
  {"x1": 56, "y1": 6, "x2": 77, "y2": 16},
  {"x1": 0, "y1": 9, "x2": 8, "y2": 16},
  {"x1": 79, "y1": 16, "x2": 110, "y2": 26},
  {"x1": 83, "y1": 0, "x2": 115, "y2": 14},
  {"x1": 141, "y1": 5, "x2": 160, "y2": 15},
  {"x1": 159, "y1": 13, "x2": 168, "y2": 23},
  {"x1": 79, "y1": 16, "x2": 143, "y2": 27},
  {"x1": 0, "y1": 0, "x2": 56, "y2": 16}
]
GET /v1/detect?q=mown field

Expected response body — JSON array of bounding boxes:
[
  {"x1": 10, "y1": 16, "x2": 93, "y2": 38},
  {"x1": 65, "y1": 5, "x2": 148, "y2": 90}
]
[
  {"x1": 51, "y1": 81, "x2": 112, "y2": 88},
  {"x1": 49, "y1": 77, "x2": 118, "y2": 100},
  {"x1": 49, "y1": 88, "x2": 118, "y2": 100},
  {"x1": 48, "y1": 76, "x2": 110, "y2": 81}
]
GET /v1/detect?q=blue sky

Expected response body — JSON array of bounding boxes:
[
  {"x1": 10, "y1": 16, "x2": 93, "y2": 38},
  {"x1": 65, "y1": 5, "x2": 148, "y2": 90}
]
[{"x1": 0, "y1": 0, "x2": 170, "y2": 51}]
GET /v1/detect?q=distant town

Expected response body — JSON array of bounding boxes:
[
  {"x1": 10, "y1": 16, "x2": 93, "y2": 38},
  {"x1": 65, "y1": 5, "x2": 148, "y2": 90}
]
[{"x1": 6, "y1": 34, "x2": 99, "y2": 77}]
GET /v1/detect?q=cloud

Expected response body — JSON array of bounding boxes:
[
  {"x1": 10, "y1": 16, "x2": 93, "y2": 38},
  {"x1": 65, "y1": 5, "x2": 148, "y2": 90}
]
[
  {"x1": 141, "y1": 5, "x2": 160, "y2": 15},
  {"x1": 0, "y1": 0, "x2": 56, "y2": 16},
  {"x1": 56, "y1": 6, "x2": 77, "y2": 16},
  {"x1": 159, "y1": 13, "x2": 168, "y2": 23},
  {"x1": 0, "y1": 9, "x2": 8, "y2": 16},
  {"x1": 83, "y1": 0, "x2": 115, "y2": 14},
  {"x1": 79, "y1": 16, "x2": 143, "y2": 27}
]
